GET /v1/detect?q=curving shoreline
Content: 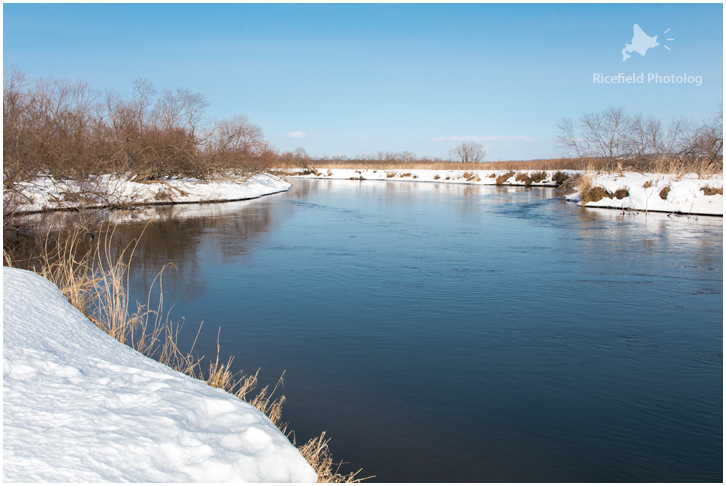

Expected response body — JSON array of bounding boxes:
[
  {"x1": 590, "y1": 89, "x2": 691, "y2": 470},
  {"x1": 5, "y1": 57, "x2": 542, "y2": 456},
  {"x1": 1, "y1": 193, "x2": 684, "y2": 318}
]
[
  {"x1": 2, "y1": 266, "x2": 317, "y2": 482},
  {"x1": 7, "y1": 173, "x2": 292, "y2": 215},
  {"x1": 7, "y1": 168, "x2": 722, "y2": 218}
]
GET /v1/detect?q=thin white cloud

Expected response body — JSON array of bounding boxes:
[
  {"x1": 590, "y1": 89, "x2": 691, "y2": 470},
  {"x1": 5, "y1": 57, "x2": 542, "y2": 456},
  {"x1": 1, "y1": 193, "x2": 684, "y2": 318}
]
[
  {"x1": 286, "y1": 130, "x2": 307, "y2": 139},
  {"x1": 432, "y1": 135, "x2": 535, "y2": 143}
]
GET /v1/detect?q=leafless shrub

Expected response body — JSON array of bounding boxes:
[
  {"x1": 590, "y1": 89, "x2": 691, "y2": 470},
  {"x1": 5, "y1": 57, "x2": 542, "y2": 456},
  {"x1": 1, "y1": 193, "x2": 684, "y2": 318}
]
[{"x1": 4, "y1": 70, "x2": 276, "y2": 188}]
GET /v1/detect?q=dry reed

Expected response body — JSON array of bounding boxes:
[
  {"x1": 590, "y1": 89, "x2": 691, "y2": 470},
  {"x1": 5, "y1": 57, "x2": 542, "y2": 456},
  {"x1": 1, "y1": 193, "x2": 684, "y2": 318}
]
[{"x1": 277, "y1": 155, "x2": 722, "y2": 178}]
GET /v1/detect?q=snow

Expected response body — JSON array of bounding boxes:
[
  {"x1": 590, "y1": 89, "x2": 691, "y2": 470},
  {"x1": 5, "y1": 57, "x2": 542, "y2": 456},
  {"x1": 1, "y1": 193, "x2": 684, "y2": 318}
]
[
  {"x1": 9, "y1": 173, "x2": 291, "y2": 213},
  {"x1": 286, "y1": 168, "x2": 723, "y2": 216},
  {"x1": 563, "y1": 171, "x2": 723, "y2": 216},
  {"x1": 10, "y1": 169, "x2": 721, "y2": 217},
  {"x1": 2, "y1": 267, "x2": 317, "y2": 483},
  {"x1": 286, "y1": 168, "x2": 567, "y2": 186}
]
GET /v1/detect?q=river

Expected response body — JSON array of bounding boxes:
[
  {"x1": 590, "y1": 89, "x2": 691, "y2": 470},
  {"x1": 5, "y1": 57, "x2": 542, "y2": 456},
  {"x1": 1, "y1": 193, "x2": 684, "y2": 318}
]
[{"x1": 106, "y1": 178, "x2": 722, "y2": 482}]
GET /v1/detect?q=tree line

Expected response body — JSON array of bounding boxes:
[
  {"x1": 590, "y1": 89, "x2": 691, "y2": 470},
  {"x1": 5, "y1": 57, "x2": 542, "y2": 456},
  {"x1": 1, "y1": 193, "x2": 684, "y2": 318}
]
[
  {"x1": 556, "y1": 105, "x2": 723, "y2": 170},
  {"x1": 3, "y1": 69, "x2": 276, "y2": 188},
  {"x1": 5, "y1": 69, "x2": 721, "y2": 188}
]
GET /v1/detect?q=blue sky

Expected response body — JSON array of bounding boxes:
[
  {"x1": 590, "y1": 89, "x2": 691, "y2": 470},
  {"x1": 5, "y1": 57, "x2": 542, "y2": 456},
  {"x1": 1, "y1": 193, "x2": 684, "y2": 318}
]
[{"x1": 3, "y1": 3, "x2": 723, "y2": 160}]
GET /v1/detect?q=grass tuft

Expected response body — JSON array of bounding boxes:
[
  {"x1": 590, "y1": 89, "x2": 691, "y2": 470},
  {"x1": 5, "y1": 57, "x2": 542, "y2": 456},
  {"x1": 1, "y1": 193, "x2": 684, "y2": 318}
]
[
  {"x1": 496, "y1": 171, "x2": 516, "y2": 185},
  {"x1": 701, "y1": 185, "x2": 723, "y2": 196},
  {"x1": 298, "y1": 432, "x2": 373, "y2": 483},
  {"x1": 552, "y1": 171, "x2": 572, "y2": 188},
  {"x1": 580, "y1": 186, "x2": 611, "y2": 203}
]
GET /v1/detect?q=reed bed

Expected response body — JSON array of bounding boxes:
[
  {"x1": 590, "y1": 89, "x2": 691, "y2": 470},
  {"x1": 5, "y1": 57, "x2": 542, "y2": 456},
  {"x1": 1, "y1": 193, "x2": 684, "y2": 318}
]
[
  {"x1": 275, "y1": 155, "x2": 722, "y2": 177},
  {"x1": 3, "y1": 224, "x2": 365, "y2": 483}
]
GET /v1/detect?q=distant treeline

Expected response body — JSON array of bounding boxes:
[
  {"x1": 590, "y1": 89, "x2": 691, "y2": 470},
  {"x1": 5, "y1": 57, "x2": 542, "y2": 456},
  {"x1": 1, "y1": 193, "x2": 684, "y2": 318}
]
[
  {"x1": 3, "y1": 69, "x2": 277, "y2": 187},
  {"x1": 4, "y1": 70, "x2": 722, "y2": 188},
  {"x1": 556, "y1": 106, "x2": 723, "y2": 173}
]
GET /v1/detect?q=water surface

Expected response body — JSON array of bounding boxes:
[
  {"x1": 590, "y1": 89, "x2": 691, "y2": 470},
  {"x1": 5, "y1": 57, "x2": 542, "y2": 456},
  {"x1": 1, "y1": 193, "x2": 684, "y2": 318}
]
[{"x1": 112, "y1": 179, "x2": 722, "y2": 482}]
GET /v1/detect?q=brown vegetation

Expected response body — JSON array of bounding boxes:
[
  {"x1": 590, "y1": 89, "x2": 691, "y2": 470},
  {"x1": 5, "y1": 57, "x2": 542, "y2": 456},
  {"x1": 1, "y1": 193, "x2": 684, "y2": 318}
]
[
  {"x1": 496, "y1": 171, "x2": 516, "y2": 185},
  {"x1": 552, "y1": 171, "x2": 572, "y2": 188},
  {"x1": 514, "y1": 171, "x2": 548, "y2": 186},
  {"x1": 579, "y1": 185, "x2": 629, "y2": 204},
  {"x1": 701, "y1": 185, "x2": 723, "y2": 196},
  {"x1": 556, "y1": 105, "x2": 723, "y2": 176},
  {"x1": 3, "y1": 69, "x2": 275, "y2": 189}
]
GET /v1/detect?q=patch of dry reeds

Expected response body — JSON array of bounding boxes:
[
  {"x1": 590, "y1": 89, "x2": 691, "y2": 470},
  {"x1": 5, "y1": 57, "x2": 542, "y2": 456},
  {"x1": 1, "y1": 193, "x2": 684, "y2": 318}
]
[{"x1": 298, "y1": 432, "x2": 372, "y2": 483}]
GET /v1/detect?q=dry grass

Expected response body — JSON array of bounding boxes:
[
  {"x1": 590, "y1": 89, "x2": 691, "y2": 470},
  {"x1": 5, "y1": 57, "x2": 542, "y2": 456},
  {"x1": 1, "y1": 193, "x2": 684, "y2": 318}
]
[
  {"x1": 278, "y1": 155, "x2": 722, "y2": 179},
  {"x1": 701, "y1": 185, "x2": 723, "y2": 196},
  {"x1": 496, "y1": 171, "x2": 516, "y2": 185},
  {"x1": 299, "y1": 432, "x2": 373, "y2": 483},
  {"x1": 552, "y1": 171, "x2": 572, "y2": 188},
  {"x1": 277, "y1": 157, "x2": 593, "y2": 172},
  {"x1": 579, "y1": 184, "x2": 629, "y2": 204},
  {"x1": 3, "y1": 225, "x2": 365, "y2": 483},
  {"x1": 580, "y1": 186, "x2": 611, "y2": 204}
]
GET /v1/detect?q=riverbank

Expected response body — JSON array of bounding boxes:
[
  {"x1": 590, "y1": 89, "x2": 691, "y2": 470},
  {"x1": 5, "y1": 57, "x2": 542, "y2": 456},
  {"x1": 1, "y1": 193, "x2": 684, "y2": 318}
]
[
  {"x1": 7, "y1": 169, "x2": 722, "y2": 217},
  {"x1": 284, "y1": 168, "x2": 723, "y2": 216},
  {"x1": 3, "y1": 266, "x2": 317, "y2": 482},
  {"x1": 6, "y1": 173, "x2": 291, "y2": 214}
]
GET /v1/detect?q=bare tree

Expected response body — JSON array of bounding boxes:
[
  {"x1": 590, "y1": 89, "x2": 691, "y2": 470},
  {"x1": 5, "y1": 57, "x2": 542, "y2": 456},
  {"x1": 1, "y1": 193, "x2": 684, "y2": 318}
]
[
  {"x1": 555, "y1": 118, "x2": 582, "y2": 159},
  {"x1": 578, "y1": 107, "x2": 631, "y2": 163},
  {"x1": 131, "y1": 77, "x2": 157, "y2": 129},
  {"x1": 449, "y1": 141, "x2": 485, "y2": 163},
  {"x1": 689, "y1": 107, "x2": 723, "y2": 164}
]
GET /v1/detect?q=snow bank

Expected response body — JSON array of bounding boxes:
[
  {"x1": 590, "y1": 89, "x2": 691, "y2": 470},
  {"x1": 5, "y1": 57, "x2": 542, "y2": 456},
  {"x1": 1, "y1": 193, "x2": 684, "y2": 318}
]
[
  {"x1": 10, "y1": 173, "x2": 291, "y2": 213},
  {"x1": 564, "y1": 172, "x2": 723, "y2": 216},
  {"x1": 285, "y1": 168, "x2": 723, "y2": 216},
  {"x1": 285, "y1": 167, "x2": 563, "y2": 186},
  {"x1": 3, "y1": 267, "x2": 317, "y2": 483}
]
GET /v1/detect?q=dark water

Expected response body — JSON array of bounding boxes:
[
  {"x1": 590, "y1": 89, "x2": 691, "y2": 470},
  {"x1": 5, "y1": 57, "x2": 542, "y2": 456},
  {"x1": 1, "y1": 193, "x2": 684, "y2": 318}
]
[{"x1": 108, "y1": 179, "x2": 721, "y2": 482}]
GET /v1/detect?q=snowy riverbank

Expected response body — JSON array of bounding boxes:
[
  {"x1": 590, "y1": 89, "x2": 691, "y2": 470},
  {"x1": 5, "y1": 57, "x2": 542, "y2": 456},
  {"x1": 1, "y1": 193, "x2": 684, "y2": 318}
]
[
  {"x1": 3, "y1": 267, "x2": 317, "y2": 482},
  {"x1": 7, "y1": 173, "x2": 292, "y2": 214},
  {"x1": 286, "y1": 168, "x2": 723, "y2": 216},
  {"x1": 6, "y1": 168, "x2": 722, "y2": 217},
  {"x1": 564, "y1": 171, "x2": 723, "y2": 216}
]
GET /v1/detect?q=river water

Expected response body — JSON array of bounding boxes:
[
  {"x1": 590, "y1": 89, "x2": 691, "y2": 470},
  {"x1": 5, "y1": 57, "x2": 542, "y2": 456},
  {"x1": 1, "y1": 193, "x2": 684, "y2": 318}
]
[{"x1": 107, "y1": 178, "x2": 721, "y2": 482}]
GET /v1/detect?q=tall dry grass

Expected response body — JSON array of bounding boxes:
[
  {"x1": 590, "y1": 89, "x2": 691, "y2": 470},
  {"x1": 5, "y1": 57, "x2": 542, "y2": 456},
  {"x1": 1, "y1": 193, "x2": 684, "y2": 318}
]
[
  {"x1": 3, "y1": 224, "x2": 365, "y2": 483},
  {"x1": 277, "y1": 155, "x2": 722, "y2": 178}
]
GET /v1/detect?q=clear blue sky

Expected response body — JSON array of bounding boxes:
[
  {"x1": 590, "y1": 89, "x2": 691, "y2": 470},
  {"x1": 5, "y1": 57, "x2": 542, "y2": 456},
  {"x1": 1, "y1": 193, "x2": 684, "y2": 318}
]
[{"x1": 3, "y1": 3, "x2": 723, "y2": 160}]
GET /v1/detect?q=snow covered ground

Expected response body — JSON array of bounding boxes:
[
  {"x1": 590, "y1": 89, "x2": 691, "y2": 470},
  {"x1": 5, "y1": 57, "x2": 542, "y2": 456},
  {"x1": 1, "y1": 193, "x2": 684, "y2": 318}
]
[
  {"x1": 3, "y1": 267, "x2": 317, "y2": 482},
  {"x1": 8, "y1": 173, "x2": 291, "y2": 213},
  {"x1": 286, "y1": 168, "x2": 723, "y2": 216},
  {"x1": 9, "y1": 169, "x2": 722, "y2": 216},
  {"x1": 564, "y1": 171, "x2": 723, "y2": 216}
]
